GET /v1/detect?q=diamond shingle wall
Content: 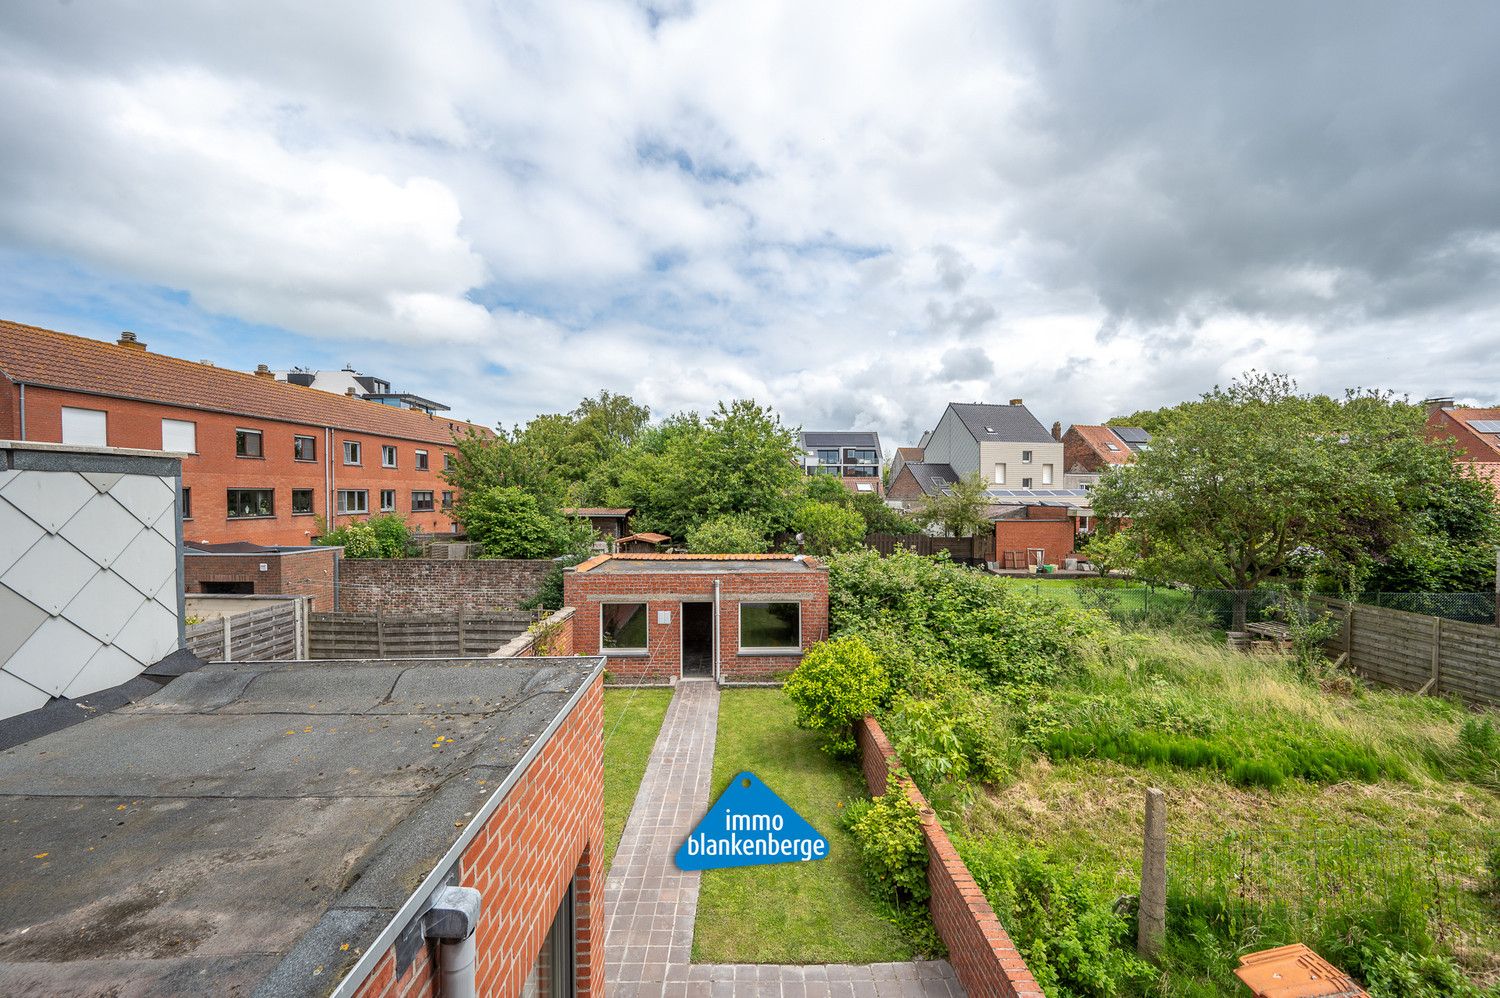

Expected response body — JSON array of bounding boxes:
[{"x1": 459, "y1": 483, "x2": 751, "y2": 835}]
[{"x1": 0, "y1": 467, "x2": 181, "y2": 720}]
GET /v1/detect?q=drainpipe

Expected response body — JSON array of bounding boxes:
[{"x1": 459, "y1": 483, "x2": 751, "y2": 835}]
[
  {"x1": 17, "y1": 383, "x2": 25, "y2": 440},
  {"x1": 712, "y1": 578, "x2": 721, "y2": 683},
  {"x1": 324, "y1": 426, "x2": 334, "y2": 525},
  {"x1": 421, "y1": 885, "x2": 482, "y2": 998}
]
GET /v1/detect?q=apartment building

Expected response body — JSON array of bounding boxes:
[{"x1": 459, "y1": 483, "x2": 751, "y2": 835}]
[
  {"x1": 0, "y1": 320, "x2": 489, "y2": 545},
  {"x1": 798, "y1": 430, "x2": 884, "y2": 494}
]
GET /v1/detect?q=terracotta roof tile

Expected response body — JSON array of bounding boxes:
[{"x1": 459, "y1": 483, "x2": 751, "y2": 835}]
[
  {"x1": 0, "y1": 319, "x2": 490, "y2": 447},
  {"x1": 1071, "y1": 425, "x2": 1134, "y2": 465}
]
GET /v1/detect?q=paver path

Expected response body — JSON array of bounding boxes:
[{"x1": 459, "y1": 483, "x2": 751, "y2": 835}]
[{"x1": 604, "y1": 680, "x2": 962, "y2": 996}]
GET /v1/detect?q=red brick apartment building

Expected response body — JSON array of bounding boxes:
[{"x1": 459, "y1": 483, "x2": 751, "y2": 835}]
[{"x1": 0, "y1": 320, "x2": 490, "y2": 545}]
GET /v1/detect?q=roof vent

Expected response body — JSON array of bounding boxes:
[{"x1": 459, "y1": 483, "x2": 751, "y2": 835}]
[
  {"x1": 253, "y1": 364, "x2": 275, "y2": 379},
  {"x1": 117, "y1": 330, "x2": 146, "y2": 351},
  {"x1": 1009, "y1": 398, "x2": 1023, "y2": 406}
]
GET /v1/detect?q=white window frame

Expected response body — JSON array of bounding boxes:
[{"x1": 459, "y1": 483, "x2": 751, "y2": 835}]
[
  {"x1": 600, "y1": 602, "x2": 649, "y2": 655},
  {"x1": 380, "y1": 489, "x2": 397, "y2": 512},
  {"x1": 415, "y1": 449, "x2": 429, "y2": 471},
  {"x1": 336, "y1": 489, "x2": 368, "y2": 515},
  {"x1": 1042, "y1": 464, "x2": 1053, "y2": 485},
  {"x1": 161, "y1": 418, "x2": 196, "y2": 453},
  {"x1": 993, "y1": 463, "x2": 1006, "y2": 484},
  {"x1": 61, "y1": 406, "x2": 108, "y2": 446},
  {"x1": 737, "y1": 601, "x2": 802, "y2": 654},
  {"x1": 343, "y1": 440, "x2": 362, "y2": 466},
  {"x1": 381, "y1": 444, "x2": 398, "y2": 468}
]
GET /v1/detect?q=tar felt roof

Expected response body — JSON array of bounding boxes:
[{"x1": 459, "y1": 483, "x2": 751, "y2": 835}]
[
  {"x1": 0, "y1": 655, "x2": 602, "y2": 998},
  {"x1": 948, "y1": 402, "x2": 1056, "y2": 445},
  {"x1": 572, "y1": 553, "x2": 823, "y2": 574},
  {"x1": 0, "y1": 320, "x2": 491, "y2": 447},
  {"x1": 898, "y1": 461, "x2": 959, "y2": 495},
  {"x1": 560, "y1": 507, "x2": 633, "y2": 517},
  {"x1": 799, "y1": 431, "x2": 881, "y2": 450}
]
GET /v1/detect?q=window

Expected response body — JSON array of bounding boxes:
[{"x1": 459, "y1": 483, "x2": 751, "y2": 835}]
[
  {"x1": 816, "y1": 448, "x2": 840, "y2": 465},
  {"x1": 161, "y1": 418, "x2": 196, "y2": 453},
  {"x1": 441, "y1": 490, "x2": 454, "y2": 510},
  {"x1": 415, "y1": 449, "x2": 429, "y2": 471},
  {"x1": 443, "y1": 452, "x2": 455, "y2": 471},
  {"x1": 739, "y1": 602, "x2": 801, "y2": 651},
  {"x1": 337, "y1": 489, "x2": 368, "y2": 514},
  {"x1": 531, "y1": 882, "x2": 576, "y2": 997},
  {"x1": 381, "y1": 444, "x2": 397, "y2": 468},
  {"x1": 856, "y1": 483, "x2": 875, "y2": 492},
  {"x1": 1021, "y1": 477, "x2": 1033, "y2": 489},
  {"x1": 845, "y1": 448, "x2": 878, "y2": 465},
  {"x1": 1104, "y1": 441, "x2": 1121, "y2": 452},
  {"x1": 411, "y1": 490, "x2": 435, "y2": 512},
  {"x1": 1042, "y1": 464, "x2": 1053, "y2": 485},
  {"x1": 61, "y1": 407, "x2": 107, "y2": 446},
  {"x1": 201, "y1": 580, "x2": 253, "y2": 595},
  {"x1": 292, "y1": 489, "x2": 314, "y2": 515},
  {"x1": 993, "y1": 463, "x2": 1006, "y2": 484},
  {"x1": 181, "y1": 487, "x2": 192, "y2": 520},
  {"x1": 1021, "y1": 450, "x2": 1033, "y2": 463},
  {"x1": 294, "y1": 435, "x2": 317, "y2": 462},
  {"x1": 380, "y1": 489, "x2": 396, "y2": 512},
  {"x1": 228, "y1": 488, "x2": 275, "y2": 518},
  {"x1": 343, "y1": 440, "x2": 361, "y2": 465},
  {"x1": 235, "y1": 429, "x2": 263, "y2": 458},
  {"x1": 601, "y1": 603, "x2": 648, "y2": 652},
  {"x1": 847, "y1": 466, "x2": 878, "y2": 478}
]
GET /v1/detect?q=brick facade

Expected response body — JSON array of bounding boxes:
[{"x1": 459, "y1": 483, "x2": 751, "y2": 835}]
[
  {"x1": 184, "y1": 546, "x2": 339, "y2": 609},
  {"x1": 856, "y1": 717, "x2": 1044, "y2": 998},
  {"x1": 338, "y1": 558, "x2": 552, "y2": 613},
  {"x1": 353, "y1": 672, "x2": 604, "y2": 998},
  {"x1": 885, "y1": 465, "x2": 926, "y2": 501},
  {"x1": 994, "y1": 510, "x2": 1076, "y2": 567},
  {"x1": 562, "y1": 559, "x2": 830, "y2": 683}
]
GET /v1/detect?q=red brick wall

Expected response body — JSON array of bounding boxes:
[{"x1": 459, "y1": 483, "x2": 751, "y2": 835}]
[
  {"x1": 855, "y1": 717, "x2": 1044, "y2": 998},
  {"x1": 563, "y1": 567, "x2": 830, "y2": 682},
  {"x1": 1061, "y1": 426, "x2": 1104, "y2": 474},
  {"x1": 19, "y1": 385, "x2": 462, "y2": 544},
  {"x1": 337, "y1": 559, "x2": 552, "y2": 613},
  {"x1": 184, "y1": 547, "x2": 339, "y2": 609},
  {"x1": 353, "y1": 671, "x2": 604, "y2": 998},
  {"x1": 504, "y1": 608, "x2": 577, "y2": 658},
  {"x1": 994, "y1": 517, "x2": 1075, "y2": 566},
  {"x1": 0, "y1": 378, "x2": 17, "y2": 439},
  {"x1": 886, "y1": 466, "x2": 926, "y2": 501}
]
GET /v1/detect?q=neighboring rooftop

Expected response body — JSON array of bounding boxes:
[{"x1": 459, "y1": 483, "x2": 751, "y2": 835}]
[
  {"x1": 898, "y1": 460, "x2": 959, "y2": 496},
  {"x1": 0, "y1": 321, "x2": 488, "y2": 447},
  {"x1": 799, "y1": 431, "x2": 882, "y2": 450},
  {"x1": 949, "y1": 402, "x2": 1056, "y2": 444},
  {"x1": 185, "y1": 540, "x2": 327, "y2": 554},
  {"x1": 560, "y1": 507, "x2": 634, "y2": 518},
  {"x1": 277, "y1": 366, "x2": 451, "y2": 415},
  {"x1": 0, "y1": 655, "x2": 602, "y2": 996},
  {"x1": 572, "y1": 553, "x2": 822, "y2": 574},
  {"x1": 1070, "y1": 424, "x2": 1150, "y2": 465}
]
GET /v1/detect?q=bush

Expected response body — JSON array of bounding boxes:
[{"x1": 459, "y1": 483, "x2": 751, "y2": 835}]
[
  {"x1": 317, "y1": 514, "x2": 413, "y2": 558},
  {"x1": 841, "y1": 782, "x2": 929, "y2": 904},
  {"x1": 684, "y1": 513, "x2": 769, "y2": 553},
  {"x1": 793, "y1": 500, "x2": 866, "y2": 555},
  {"x1": 523, "y1": 553, "x2": 586, "y2": 611},
  {"x1": 883, "y1": 685, "x2": 1016, "y2": 810},
  {"x1": 461, "y1": 486, "x2": 591, "y2": 559},
  {"x1": 783, "y1": 635, "x2": 888, "y2": 755}
]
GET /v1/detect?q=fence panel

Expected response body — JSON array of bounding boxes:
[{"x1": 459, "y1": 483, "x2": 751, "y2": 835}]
[
  {"x1": 863, "y1": 533, "x2": 993, "y2": 563},
  {"x1": 308, "y1": 611, "x2": 537, "y2": 659},
  {"x1": 185, "y1": 599, "x2": 302, "y2": 662},
  {"x1": 1314, "y1": 597, "x2": 1499, "y2": 706}
]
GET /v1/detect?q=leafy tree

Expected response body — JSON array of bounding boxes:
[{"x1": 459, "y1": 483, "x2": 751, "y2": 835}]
[
  {"x1": 461, "y1": 486, "x2": 593, "y2": 559},
  {"x1": 1359, "y1": 463, "x2": 1500, "y2": 592},
  {"x1": 806, "y1": 474, "x2": 919, "y2": 535},
  {"x1": 684, "y1": 514, "x2": 771, "y2": 553},
  {"x1": 1076, "y1": 527, "x2": 1140, "y2": 579},
  {"x1": 916, "y1": 472, "x2": 992, "y2": 537},
  {"x1": 793, "y1": 500, "x2": 867, "y2": 555}
]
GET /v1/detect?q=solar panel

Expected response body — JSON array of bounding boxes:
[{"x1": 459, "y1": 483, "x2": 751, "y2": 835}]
[
  {"x1": 1114, "y1": 427, "x2": 1150, "y2": 443},
  {"x1": 1467, "y1": 419, "x2": 1500, "y2": 434}
]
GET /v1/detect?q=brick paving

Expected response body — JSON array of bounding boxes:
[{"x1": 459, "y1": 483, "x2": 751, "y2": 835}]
[{"x1": 604, "y1": 680, "x2": 962, "y2": 996}]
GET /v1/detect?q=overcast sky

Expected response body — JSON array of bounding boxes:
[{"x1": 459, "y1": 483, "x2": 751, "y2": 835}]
[{"x1": 2, "y1": 1, "x2": 1497, "y2": 446}]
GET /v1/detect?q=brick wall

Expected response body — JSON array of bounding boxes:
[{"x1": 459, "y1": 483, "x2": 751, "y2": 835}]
[
  {"x1": 492, "y1": 607, "x2": 577, "y2": 658},
  {"x1": 338, "y1": 559, "x2": 552, "y2": 613},
  {"x1": 855, "y1": 717, "x2": 1043, "y2": 998},
  {"x1": 994, "y1": 516, "x2": 1075, "y2": 567},
  {"x1": 563, "y1": 566, "x2": 830, "y2": 683},
  {"x1": 353, "y1": 671, "x2": 604, "y2": 998},
  {"x1": 184, "y1": 547, "x2": 339, "y2": 610},
  {"x1": 0, "y1": 379, "x2": 16, "y2": 439},
  {"x1": 885, "y1": 465, "x2": 926, "y2": 501},
  {"x1": 1061, "y1": 425, "x2": 1103, "y2": 474}
]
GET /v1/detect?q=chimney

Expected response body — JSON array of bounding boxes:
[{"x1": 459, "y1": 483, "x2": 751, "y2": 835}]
[
  {"x1": 253, "y1": 364, "x2": 275, "y2": 379},
  {"x1": 346, "y1": 388, "x2": 358, "y2": 396},
  {"x1": 117, "y1": 331, "x2": 146, "y2": 352},
  {"x1": 1422, "y1": 396, "x2": 1455, "y2": 417},
  {"x1": 1051, "y1": 420, "x2": 1062, "y2": 441},
  {"x1": 1009, "y1": 398, "x2": 1023, "y2": 406}
]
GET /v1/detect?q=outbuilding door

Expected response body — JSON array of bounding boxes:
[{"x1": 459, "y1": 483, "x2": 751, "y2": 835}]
[{"x1": 681, "y1": 602, "x2": 713, "y2": 678}]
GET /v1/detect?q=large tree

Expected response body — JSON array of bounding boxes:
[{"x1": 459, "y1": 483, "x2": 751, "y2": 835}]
[
  {"x1": 916, "y1": 472, "x2": 992, "y2": 538},
  {"x1": 1091, "y1": 372, "x2": 1492, "y2": 628}
]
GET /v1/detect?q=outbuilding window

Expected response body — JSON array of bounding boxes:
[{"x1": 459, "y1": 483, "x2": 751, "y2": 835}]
[
  {"x1": 601, "y1": 603, "x2": 648, "y2": 653},
  {"x1": 739, "y1": 602, "x2": 800, "y2": 651}
]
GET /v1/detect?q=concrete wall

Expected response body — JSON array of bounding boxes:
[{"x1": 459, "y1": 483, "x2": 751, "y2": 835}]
[
  {"x1": 337, "y1": 558, "x2": 552, "y2": 613},
  {"x1": 0, "y1": 441, "x2": 183, "y2": 720}
]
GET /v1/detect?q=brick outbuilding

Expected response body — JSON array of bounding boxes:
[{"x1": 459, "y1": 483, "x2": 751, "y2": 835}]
[
  {"x1": 993, "y1": 505, "x2": 1078, "y2": 569},
  {"x1": 563, "y1": 554, "x2": 830, "y2": 683}
]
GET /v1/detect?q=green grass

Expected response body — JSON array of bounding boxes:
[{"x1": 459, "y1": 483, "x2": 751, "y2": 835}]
[
  {"x1": 692, "y1": 689, "x2": 917, "y2": 965},
  {"x1": 601, "y1": 687, "x2": 674, "y2": 874}
]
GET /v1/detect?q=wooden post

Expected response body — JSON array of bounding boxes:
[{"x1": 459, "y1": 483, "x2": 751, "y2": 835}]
[
  {"x1": 376, "y1": 612, "x2": 387, "y2": 657},
  {"x1": 1139, "y1": 787, "x2": 1166, "y2": 960},
  {"x1": 1421, "y1": 617, "x2": 1442, "y2": 695},
  {"x1": 457, "y1": 607, "x2": 467, "y2": 656}
]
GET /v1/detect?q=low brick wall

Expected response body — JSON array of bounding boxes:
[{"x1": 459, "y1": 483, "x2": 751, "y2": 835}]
[
  {"x1": 490, "y1": 607, "x2": 577, "y2": 658},
  {"x1": 855, "y1": 717, "x2": 1044, "y2": 998},
  {"x1": 337, "y1": 558, "x2": 552, "y2": 613}
]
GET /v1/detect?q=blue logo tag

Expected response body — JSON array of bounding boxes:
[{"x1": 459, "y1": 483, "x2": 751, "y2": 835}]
[{"x1": 675, "y1": 771, "x2": 830, "y2": 870}]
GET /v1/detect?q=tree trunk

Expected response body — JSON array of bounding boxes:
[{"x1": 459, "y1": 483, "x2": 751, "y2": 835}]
[{"x1": 1231, "y1": 589, "x2": 1249, "y2": 632}]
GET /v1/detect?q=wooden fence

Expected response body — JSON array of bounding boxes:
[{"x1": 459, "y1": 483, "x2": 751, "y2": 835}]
[
  {"x1": 863, "y1": 532, "x2": 994, "y2": 564},
  {"x1": 1313, "y1": 598, "x2": 1499, "y2": 707},
  {"x1": 308, "y1": 610, "x2": 538, "y2": 659},
  {"x1": 186, "y1": 599, "x2": 304, "y2": 662}
]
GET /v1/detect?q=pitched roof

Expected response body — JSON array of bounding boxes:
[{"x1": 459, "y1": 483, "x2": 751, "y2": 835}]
[
  {"x1": 572, "y1": 552, "x2": 820, "y2": 574},
  {"x1": 0, "y1": 319, "x2": 491, "y2": 447},
  {"x1": 1440, "y1": 407, "x2": 1500, "y2": 459},
  {"x1": 895, "y1": 446, "x2": 924, "y2": 460},
  {"x1": 948, "y1": 402, "x2": 1055, "y2": 444},
  {"x1": 899, "y1": 461, "x2": 959, "y2": 496},
  {"x1": 561, "y1": 507, "x2": 633, "y2": 518},
  {"x1": 800, "y1": 430, "x2": 881, "y2": 450},
  {"x1": 1070, "y1": 425, "x2": 1135, "y2": 464}
]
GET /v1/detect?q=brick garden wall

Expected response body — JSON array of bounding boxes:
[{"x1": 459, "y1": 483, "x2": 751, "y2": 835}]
[
  {"x1": 184, "y1": 547, "x2": 339, "y2": 610},
  {"x1": 562, "y1": 566, "x2": 829, "y2": 683},
  {"x1": 855, "y1": 717, "x2": 1044, "y2": 998},
  {"x1": 993, "y1": 516, "x2": 1076, "y2": 567},
  {"x1": 352, "y1": 670, "x2": 605, "y2": 998},
  {"x1": 338, "y1": 558, "x2": 552, "y2": 613}
]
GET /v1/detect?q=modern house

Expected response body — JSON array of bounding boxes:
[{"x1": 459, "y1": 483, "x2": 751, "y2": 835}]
[
  {"x1": 798, "y1": 431, "x2": 884, "y2": 494},
  {"x1": 0, "y1": 320, "x2": 490, "y2": 545},
  {"x1": 563, "y1": 553, "x2": 829, "y2": 683},
  {"x1": 275, "y1": 365, "x2": 451, "y2": 416},
  {"x1": 920, "y1": 400, "x2": 1064, "y2": 490},
  {"x1": 1426, "y1": 399, "x2": 1500, "y2": 496},
  {"x1": 1061, "y1": 424, "x2": 1152, "y2": 486}
]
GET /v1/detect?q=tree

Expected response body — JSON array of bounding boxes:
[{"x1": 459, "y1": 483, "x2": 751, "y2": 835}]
[
  {"x1": 1076, "y1": 527, "x2": 1140, "y2": 578},
  {"x1": 684, "y1": 514, "x2": 771, "y2": 553},
  {"x1": 806, "y1": 474, "x2": 920, "y2": 535},
  {"x1": 793, "y1": 501, "x2": 867, "y2": 555},
  {"x1": 916, "y1": 473, "x2": 992, "y2": 537},
  {"x1": 1090, "y1": 372, "x2": 1457, "y2": 628},
  {"x1": 460, "y1": 486, "x2": 592, "y2": 559}
]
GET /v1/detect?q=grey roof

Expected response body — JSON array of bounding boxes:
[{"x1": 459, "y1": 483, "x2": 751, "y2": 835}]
[
  {"x1": 799, "y1": 431, "x2": 881, "y2": 451},
  {"x1": 0, "y1": 655, "x2": 602, "y2": 997},
  {"x1": 948, "y1": 403, "x2": 1056, "y2": 444},
  {"x1": 900, "y1": 461, "x2": 958, "y2": 496},
  {"x1": 586, "y1": 557, "x2": 820, "y2": 574}
]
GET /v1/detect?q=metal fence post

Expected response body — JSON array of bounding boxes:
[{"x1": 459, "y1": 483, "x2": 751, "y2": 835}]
[{"x1": 1139, "y1": 787, "x2": 1166, "y2": 960}]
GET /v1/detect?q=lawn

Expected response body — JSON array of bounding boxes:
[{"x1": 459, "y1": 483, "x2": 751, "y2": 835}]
[
  {"x1": 691, "y1": 688, "x2": 918, "y2": 965},
  {"x1": 601, "y1": 686, "x2": 674, "y2": 873}
]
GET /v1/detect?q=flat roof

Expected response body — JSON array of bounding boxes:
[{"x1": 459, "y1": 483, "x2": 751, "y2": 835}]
[
  {"x1": 0, "y1": 655, "x2": 603, "y2": 997},
  {"x1": 573, "y1": 553, "x2": 823, "y2": 575}
]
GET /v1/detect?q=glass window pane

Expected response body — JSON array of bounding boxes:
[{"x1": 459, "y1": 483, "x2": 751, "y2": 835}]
[
  {"x1": 601, "y1": 603, "x2": 647, "y2": 650},
  {"x1": 739, "y1": 603, "x2": 799, "y2": 649},
  {"x1": 292, "y1": 489, "x2": 313, "y2": 514}
]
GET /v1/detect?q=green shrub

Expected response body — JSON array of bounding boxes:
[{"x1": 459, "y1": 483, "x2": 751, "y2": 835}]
[
  {"x1": 783, "y1": 635, "x2": 888, "y2": 755},
  {"x1": 792, "y1": 500, "x2": 866, "y2": 556},
  {"x1": 840, "y1": 782, "x2": 929, "y2": 904},
  {"x1": 883, "y1": 685, "x2": 1016, "y2": 809},
  {"x1": 684, "y1": 513, "x2": 769, "y2": 553},
  {"x1": 461, "y1": 486, "x2": 591, "y2": 559},
  {"x1": 318, "y1": 514, "x2": 413, "y2": 558},
  {"x1": 523, "y1": 554, "x2": 585, "y2": 611},
  {"x1": 1451, "y1": 717, "x2": 1500, "y2": 788}
]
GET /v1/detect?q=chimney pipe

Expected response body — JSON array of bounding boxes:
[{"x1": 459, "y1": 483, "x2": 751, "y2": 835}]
[
  {"x1": 346, "y1": 387, "x2": 358, "y2": 396},
  {"x1": 1009, "y1": 398, "x2": 1023, "y2": 406},
  {"x1": 117, "y1": 331, "x2": 146, "y2": 352},
  {"x1": 1422, "y1": 396, "x2": 1455, "y2": 417},
  {"x1": 253, "y1": 364, "x2": 275, "y2": 379}
]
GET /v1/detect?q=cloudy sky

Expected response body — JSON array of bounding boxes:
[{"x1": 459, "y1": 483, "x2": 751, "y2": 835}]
[{"x1": 1, "y1": 1, "x2": 1497, "y2": 446}]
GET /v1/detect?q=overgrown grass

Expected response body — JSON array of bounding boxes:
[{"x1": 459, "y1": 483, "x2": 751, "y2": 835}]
[
  {"x1": 692, "y1": 689, "x2": 917, "y2": 965},
  {"x1": 601, "y1": 687, "x2": 673, "y2": 874}
]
